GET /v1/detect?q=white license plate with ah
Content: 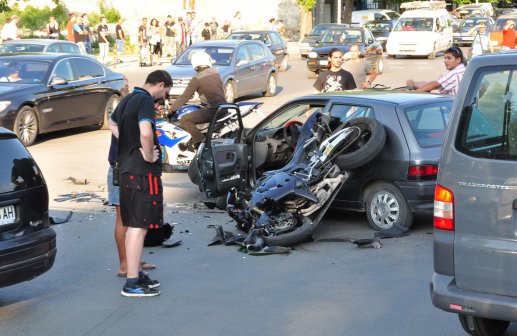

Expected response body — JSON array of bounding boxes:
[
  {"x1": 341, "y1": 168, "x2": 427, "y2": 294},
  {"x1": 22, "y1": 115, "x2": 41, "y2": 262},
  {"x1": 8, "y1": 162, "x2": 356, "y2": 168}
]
[
  {"x1": 0, "y1": 205, "x2": 16, "y2": 225},
  {"x1": 319, "y1": 60, "x2": 328, "y2": 65}
]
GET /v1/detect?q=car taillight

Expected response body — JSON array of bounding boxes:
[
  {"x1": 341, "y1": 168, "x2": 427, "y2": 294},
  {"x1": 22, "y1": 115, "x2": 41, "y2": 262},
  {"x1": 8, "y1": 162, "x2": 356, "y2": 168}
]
[
  {"x1": 407, "y1": 164, "x2": 438, "y2": 180},
  {"x1": 434, "y1": 184, "x2": 454, "y2": 231}
]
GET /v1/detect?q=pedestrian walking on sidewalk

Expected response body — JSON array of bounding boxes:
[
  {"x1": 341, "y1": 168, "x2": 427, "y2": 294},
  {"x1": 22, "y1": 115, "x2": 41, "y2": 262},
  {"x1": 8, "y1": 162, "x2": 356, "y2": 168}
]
[
  {"x1": 108, "y1": 70, "x2": 172, "y2": 297},
  {"x1": 97, "y1": 16, "x2": 110, "y2": 64}
]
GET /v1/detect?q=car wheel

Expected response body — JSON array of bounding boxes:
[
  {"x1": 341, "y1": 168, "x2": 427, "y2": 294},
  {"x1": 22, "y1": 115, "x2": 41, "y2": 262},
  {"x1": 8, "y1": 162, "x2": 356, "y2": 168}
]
[
  {"x1": 375, "y1": 57, "x2": 384, "y2": 75},
  {"x1": 307, "y1": 70, "x2": 318, "y2": 79},
  {"x1": 458, "y1": 314, "x2": 510, "y2": 336},
  {"x1": 279, "y1": 54, "x2": 289, "y2": 71},
  {"x1": 224, "y1": 81, "x2": 235, "y2": 103},
  {"x1": 263, "y1": 73, "x2": 277, "y2": 97},
  {"x1": 387, "y1": 54, "x2": 396, "y2": 59},
  {"x1": 301, "y1": 55, "x2": 307, "y2": 60},
  {"x1": 364, "y1": 183, "x2": 413, "y2": 231},
  {"x1": 14, "y1": 106, "x2": 39, "y2": 147},
  {"x1": 101, "y1": 94, "x2": 120, "y2": 130},
  {"x1": 428, "y1": 45, "x2": 436, "y2": 59}
]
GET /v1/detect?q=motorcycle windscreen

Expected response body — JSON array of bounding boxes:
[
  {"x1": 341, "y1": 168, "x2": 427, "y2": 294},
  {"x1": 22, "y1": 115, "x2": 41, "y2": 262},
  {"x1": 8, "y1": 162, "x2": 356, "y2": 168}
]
[{"x1": 199, "y1": 143, "x2": 248, "y2": 198}]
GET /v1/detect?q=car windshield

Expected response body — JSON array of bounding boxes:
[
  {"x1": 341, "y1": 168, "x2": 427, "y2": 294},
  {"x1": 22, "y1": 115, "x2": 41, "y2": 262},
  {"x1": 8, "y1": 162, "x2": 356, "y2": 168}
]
[
  {"x1": 228, "y1": 33, "x2": 264, "y2": 41},
  {"x1": 394, "y1": 18, "x2": 434, "y2": 32},
  {"x1": 493, "y1": 17, "x2": 516, "y2": 31},
  {"x1": 364, "y1": 21, "x2": 393, "y2": 31},
  {"x1": 460, "y1": 18, "x2": 489, "y2": 30},
  {"x1": 174, "y1": 47, "x2": 234, "y2": 66},
  {"x1": 0, "y1": 44, "x2": 45, "y2": 53},
  {"x1": 321, "y1": 29, "x2": 363, "y2": 44},
  {"x1": 404, "y1": 102, "x2": 452, "y2": 147},
  {"x1": 0, "y1": 60, "x2": 49, "y2": 84}
]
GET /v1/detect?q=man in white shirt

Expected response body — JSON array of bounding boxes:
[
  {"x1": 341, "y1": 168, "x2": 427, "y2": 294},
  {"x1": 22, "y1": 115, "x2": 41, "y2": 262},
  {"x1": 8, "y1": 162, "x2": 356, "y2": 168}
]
[
  {"x1": 1, "y1": 15, "x2": 20, "y2": 42},
  {"x1": 406, "y1": 46, "x2": 466, "y2": 96}
]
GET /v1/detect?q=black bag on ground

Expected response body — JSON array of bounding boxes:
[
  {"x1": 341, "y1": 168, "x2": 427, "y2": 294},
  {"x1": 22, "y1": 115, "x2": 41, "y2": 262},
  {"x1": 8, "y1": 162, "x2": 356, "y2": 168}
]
[{"x1": 144, "y1": 223, "x2": 173, "y2": 247}]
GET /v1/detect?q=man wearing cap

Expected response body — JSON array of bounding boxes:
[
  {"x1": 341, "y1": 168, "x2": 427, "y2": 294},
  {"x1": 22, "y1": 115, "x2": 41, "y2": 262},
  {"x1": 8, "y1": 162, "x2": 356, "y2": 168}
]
[
  {"x1": 406, "y1": 46, "x2": 466, "y2": 96},
  {"x1": 502, "y1": 19, "x2": 516, "y2": 50},
  {"x1": 1, "y1": 15, "x2": 20, "y2": 42}
]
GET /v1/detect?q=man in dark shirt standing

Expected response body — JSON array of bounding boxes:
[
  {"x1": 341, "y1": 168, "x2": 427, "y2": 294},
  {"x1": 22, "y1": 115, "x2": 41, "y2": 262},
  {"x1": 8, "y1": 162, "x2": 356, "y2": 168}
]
[
  {"x1": 115, "y1": 18, "x2": 125, "y2": 63},
  {"x1": 97, "y1": 16, "x2": 109, "y2": 64},
  {"x1": 109, "y1": 70, "x2": 172, "y2": 297},
  {"x1": 168, "y1": 51, "x2": 226, "y2": 151},
  {"x1": 163, "y1": 15, "x2": 175, "y2": 57}
]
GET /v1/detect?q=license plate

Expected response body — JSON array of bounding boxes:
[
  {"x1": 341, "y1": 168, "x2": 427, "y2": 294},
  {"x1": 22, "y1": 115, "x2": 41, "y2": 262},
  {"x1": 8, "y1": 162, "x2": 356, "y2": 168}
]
[
  {"x1": 0, "y1": 205, "x2": 16, "y2": 225},
  {"x1": 319, "y1": 60, "x2": 328, "y2": 65}
]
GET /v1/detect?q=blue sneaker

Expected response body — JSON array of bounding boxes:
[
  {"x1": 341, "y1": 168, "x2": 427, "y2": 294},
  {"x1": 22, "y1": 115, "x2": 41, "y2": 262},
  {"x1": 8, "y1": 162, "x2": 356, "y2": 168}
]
[{"x1": 121, "y1": 283, "x2": 160, "y2": 297}]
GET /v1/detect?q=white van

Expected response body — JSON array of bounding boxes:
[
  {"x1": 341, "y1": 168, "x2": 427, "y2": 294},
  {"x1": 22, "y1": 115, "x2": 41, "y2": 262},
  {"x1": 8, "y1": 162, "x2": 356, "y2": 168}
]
[{"x1": 386, "y1": 8, "x2": 453, "y2": 59}]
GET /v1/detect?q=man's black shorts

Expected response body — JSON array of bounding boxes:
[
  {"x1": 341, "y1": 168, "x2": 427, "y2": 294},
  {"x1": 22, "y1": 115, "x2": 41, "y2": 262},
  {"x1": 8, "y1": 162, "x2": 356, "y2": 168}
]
[{"x1": 120, "y1": 172, "x2": 163, "y2": 229}]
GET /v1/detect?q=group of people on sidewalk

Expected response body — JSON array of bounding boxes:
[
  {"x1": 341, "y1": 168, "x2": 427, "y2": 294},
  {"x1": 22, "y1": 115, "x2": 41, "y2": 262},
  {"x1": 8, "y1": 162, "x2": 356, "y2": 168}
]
[{"x1": 313, "y1": 45, "x2": 466, "y2": 97}]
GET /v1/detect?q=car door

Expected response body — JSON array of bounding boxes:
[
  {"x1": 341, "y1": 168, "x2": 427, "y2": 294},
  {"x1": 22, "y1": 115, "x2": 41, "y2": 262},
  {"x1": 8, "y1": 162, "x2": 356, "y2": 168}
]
[
  {"x1": 68, "y1": 57, "x2": 108, "y2": 121},
  {"x1": 234, "y1": 45, "x2": 253, "y2": 94},
  {"x1": 246, "y1": 43, "x2": 269, "y2": 94},
  {"x1": 197, "y1": 104, "x2": 248, "y2": 197},
  {"x1": 267, "y1": 32, "x2": 284, "y2": 66},
  {"x1": 38, "y1": 58, "x2": 82, "y2": 130}
]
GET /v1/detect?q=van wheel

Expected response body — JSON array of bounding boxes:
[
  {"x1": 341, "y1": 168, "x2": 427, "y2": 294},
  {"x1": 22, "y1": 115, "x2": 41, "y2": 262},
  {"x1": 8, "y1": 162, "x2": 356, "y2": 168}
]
[
  {"x1": 101, "y1": 94, "x2": 120, "y2": 130},
  {"x1": 458, "y1": 314, "x2": 509, "y2": 336},
  {"x1": 375, "y1": 57, "x2": 384, "y2": 74},
  {"x1": 364, "y1": 183, "x2": 413, "y2": 231},
  {"x1": 428, "y1": 46, "x2": 436, "y2": 59},
  {"x1": 14, "y1": 106, "x2": 39, "y2": 146},
  {"x1": 224, "y1": 81, "x2": 235, "y2": 103},
  {"x1": 307, "y1": 70, "x2": 318, "y2": 79}
]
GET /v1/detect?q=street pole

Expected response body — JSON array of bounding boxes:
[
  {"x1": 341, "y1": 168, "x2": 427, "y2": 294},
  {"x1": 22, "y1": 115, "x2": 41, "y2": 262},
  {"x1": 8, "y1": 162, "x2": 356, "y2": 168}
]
[{"x1": 337, "y1": 0, "x2": 342, "y2": 23}]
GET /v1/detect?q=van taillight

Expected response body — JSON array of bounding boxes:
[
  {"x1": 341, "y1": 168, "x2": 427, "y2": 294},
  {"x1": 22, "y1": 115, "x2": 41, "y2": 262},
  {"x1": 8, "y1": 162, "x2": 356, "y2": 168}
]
[
  {"x1": 434, "y1": 184, "x2": 454, "y2": 231},
  {"x1": 408, "y1": 165, "x2": 439, "y2": 180}
]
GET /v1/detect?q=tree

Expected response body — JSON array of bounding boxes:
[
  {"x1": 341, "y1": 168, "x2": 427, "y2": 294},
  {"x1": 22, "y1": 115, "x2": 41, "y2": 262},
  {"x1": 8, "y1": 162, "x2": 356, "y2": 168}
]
[
  {"x1": 98, "y1": 0, "x2": 121, "y2": 23},
  {"x1": 297, "y1": 0, "x2": 317, "y2": 42}
]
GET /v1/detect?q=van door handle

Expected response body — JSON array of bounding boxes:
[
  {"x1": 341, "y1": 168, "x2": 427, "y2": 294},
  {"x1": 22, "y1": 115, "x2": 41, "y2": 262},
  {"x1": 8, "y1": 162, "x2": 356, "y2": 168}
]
[{"x1": 513, "y1": 199, "x2": 517, "y2": 209}]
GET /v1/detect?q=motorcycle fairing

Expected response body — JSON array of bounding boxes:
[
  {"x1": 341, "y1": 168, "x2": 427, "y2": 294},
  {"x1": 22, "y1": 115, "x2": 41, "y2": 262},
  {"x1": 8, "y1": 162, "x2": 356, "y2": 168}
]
[{"x1": 155, "y1": 127, "x2": 189, "y2": 148}]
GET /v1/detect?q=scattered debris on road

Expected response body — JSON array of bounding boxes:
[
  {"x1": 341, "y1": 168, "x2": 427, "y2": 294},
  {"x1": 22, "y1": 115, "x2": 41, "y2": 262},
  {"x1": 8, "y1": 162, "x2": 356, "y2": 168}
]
[
  {"x1": 54, "y1": 192, "x2": 104, "y2": 203},
  {"x1": 66, "y1": 176, "x2": 89, "y2": 185},
  {"x1": 49, "y1": 211, "x2": 73, "y2": 225}
]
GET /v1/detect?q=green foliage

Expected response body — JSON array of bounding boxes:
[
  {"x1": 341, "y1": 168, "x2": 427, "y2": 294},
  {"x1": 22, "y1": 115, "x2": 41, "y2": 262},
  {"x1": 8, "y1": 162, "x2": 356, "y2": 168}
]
[
  {"x1": 98, "y1": 0, "x2": 121, "y2": 23},
  {"x1": 297, "y1": 0, "x2": 317, "y2": 12},
  {"x1": 1, "y1": 0, "x2": 69, "y2": 33}
]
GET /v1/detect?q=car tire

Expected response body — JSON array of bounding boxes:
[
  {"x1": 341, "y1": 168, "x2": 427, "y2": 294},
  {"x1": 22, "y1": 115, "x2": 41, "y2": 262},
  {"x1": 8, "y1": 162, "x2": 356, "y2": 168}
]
[
  {"x1": 14, "y1": 106, "x2": 39, "y2": 147},
  {"x1": 263, "y1": 73, "x2": 277, "y2": 97},
  {"x1": 334, "y1": 118, "x2": 386, "y2": 170},
  {"x1": 428, "y1": 45, "x2": 436, "y2": 60},
  {"x1": 375, "y1": 57, "x2": 384, "y2": 75},
  {"x1": 364, "y1": 183, "x2": 413, "y2": 231},
  {"x1": 458, "y1": 314, "x2": 510, "y2": 336},
  {"x1": 307, "y1": 70, "x2": 318, "y2": 79},
  {"x1": 101, "y1": 94, "x2": 120, "y2": 130},
  {"x1": 387, "y1": 54, "x2": 396, "y2": 59},
  {"x1": 224, "y1": 80, "x2": 236, "y2": 103},
  {"x1": 279, "y1": 54, "x2": 289, "y2": 71}
]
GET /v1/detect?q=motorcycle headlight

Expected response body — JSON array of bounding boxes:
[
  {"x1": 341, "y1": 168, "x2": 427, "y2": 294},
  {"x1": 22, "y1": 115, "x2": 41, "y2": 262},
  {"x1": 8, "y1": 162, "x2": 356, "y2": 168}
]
[
  {"x1": 308, "y1": 51, "x2": 318, "y2": 58},
  {"x1": 0, "y1": 101, "x2": 11, "y2": 112}
]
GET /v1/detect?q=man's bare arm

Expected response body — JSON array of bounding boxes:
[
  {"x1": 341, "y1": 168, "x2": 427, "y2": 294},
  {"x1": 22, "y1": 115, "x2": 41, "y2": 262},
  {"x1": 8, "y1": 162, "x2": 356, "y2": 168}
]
[{"x1": 109, "y1": 119, "x2": 119, "y2": 138}]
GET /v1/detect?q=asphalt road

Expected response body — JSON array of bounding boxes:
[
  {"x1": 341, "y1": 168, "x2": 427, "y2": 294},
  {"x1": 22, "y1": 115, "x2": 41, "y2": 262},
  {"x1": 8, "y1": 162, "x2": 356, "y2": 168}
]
[{"x1": 4, "y1": 51, "x2": 514, "y2": 336}]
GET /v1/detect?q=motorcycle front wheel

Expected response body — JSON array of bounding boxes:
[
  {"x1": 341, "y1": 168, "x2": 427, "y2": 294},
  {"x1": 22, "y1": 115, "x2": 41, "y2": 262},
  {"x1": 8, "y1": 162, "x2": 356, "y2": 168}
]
[{"x1": 263, "y1": 216, "x2": 315, "y2": 247}]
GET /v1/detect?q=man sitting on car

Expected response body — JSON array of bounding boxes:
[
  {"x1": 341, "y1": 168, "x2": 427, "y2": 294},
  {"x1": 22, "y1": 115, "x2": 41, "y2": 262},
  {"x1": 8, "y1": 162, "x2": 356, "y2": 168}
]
[{"x1": 406, "y1": 46, "x2": 466, "y2": 96}]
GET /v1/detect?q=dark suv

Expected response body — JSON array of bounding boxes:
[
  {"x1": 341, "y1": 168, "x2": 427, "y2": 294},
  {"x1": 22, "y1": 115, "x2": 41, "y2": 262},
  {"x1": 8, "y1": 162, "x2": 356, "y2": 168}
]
[{"x1": 0, "y1": 127, "x2": 56, "y2": 288}]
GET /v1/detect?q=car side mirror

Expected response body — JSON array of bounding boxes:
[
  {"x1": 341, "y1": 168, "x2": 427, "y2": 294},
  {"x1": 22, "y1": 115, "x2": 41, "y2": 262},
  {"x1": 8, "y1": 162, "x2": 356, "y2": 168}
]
[
  {"x1": 50, "y1": 76, "x2": 68, "y2": 86},
  {"x1": 236, "y1": 59, "x2": 249, "y2": 67}
]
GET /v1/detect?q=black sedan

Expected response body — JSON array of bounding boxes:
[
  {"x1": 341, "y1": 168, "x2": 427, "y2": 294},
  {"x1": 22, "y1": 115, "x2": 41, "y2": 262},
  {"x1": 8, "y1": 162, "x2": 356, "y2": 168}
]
[
  {"x1": 306, "y1": 27, "x2": 384, "y2": 79},
  {"x1": 190, "y1": 92, "x2": 453, "y2": 230},
  {"x1": 227, "y1": 30, "x2": 289, "y2": 71},
  {"x1": 0, "y1": 54, "x2": 128, "y2": 146},
  {"x1": 364, "y1": 20, "x2": 396, "y2": 51},
  {"x1": 299, "y1": 23, "x2": 348, "y2": 59}
]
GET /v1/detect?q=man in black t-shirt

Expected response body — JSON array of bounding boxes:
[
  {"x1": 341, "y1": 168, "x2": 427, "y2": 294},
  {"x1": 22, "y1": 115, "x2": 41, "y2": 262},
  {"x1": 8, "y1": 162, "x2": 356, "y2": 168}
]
[
  {"x1": 115, "y1": 18, "x2": 125, "y2": 63},
  {"x1": 163, "y1": 15, "x2": 175, "y2": 57},
  {"x1": 313, "y1": 48, "x2": 356, "y2": 92},
  {"x1": 97, "y1": 16, "x2": 109, "y2": 63},
  {"x1": 109, "y1": 70, "x2": 172, "y2": 297}
]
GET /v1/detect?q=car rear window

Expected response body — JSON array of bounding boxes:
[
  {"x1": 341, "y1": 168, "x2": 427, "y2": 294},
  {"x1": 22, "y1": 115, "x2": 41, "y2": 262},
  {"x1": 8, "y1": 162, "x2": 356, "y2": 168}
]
[
  {"x1": 404, "y1": 102, "x2": 452, "y2": 147},
  {"x1": 0, "y1": 137, "x2": 44, "y2": 193},
  {"x1": 0, "y1": 44, "x2": 45, "y2": 53},
  {"x1": 456, "y1": 66, "x2": 517, "y2": 160}
]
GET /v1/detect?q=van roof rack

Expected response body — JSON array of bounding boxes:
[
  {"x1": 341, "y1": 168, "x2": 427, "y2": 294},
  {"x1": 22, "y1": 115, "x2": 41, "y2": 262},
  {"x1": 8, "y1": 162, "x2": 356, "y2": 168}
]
[{"x1": 400, "y1": 1, "x2": 447, "y2": 10}]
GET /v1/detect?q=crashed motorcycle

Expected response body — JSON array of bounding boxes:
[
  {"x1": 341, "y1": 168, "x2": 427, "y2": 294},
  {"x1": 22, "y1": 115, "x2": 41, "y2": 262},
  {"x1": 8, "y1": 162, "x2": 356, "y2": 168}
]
[
  {"x1": 155, "y1": 101, "x2": 263, "y2": 171},
  {"x1": 226, "y1": 111, "x2": 386, "y2": 248}
]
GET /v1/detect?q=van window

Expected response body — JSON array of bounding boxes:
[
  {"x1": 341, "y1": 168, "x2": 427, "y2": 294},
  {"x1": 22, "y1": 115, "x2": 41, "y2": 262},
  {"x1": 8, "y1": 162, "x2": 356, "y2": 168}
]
[
  {"x1": 405, "y1": 103, "x2": 452, "y2": 147},
  {"x1": 394, "y1": 18, "x2": 434, "y2": 32},
  {"x1": 0, "y1": 137, "x2": 44, "y2": 193},
  {"x1": 456, "y1": 67, "x2": 517, "y2": 160}
]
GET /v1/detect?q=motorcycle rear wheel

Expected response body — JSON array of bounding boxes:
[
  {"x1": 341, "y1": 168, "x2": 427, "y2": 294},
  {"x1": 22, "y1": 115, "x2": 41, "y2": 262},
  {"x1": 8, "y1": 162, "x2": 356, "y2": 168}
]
[
  {"x1": 263, "y1": 216, "x2": 315, "y2": 247},
  {"x1": 334, "y1": 117, "x2": 386, "y2": 170}
]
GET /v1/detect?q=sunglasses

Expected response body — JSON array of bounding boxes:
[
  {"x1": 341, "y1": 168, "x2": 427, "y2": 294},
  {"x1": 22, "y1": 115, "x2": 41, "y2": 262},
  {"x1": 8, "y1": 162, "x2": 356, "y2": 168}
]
[{"x1": 446, "y1": 46, "x2": 463, "y2": 56}]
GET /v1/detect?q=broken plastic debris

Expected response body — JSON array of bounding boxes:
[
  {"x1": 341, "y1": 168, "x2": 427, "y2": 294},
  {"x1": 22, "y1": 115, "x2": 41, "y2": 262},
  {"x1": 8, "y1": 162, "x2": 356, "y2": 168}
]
[
  {"x1": 54, "y1": 192, "x2": 104, "y2": 203},
  {"x1": 66, "y1": 176, "x2": 89, "y2": 185},
  {"x1": 374, "y1": 223, "x2": 409, "y2": 239},
  {"x1": 49, "y1": 211, "x2": 73, "y2": 225}
]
